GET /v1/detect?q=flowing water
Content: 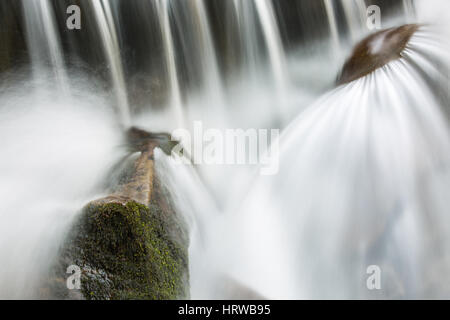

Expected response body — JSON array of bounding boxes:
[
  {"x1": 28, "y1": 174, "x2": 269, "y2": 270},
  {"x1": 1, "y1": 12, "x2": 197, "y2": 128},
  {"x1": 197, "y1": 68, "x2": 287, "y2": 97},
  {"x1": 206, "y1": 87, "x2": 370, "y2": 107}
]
[
  {"x1": 221, "y1": 34, "x2": 450, "y2": 298},
  {"x1": 155, "y1": 0, "x2": 184, "y2": 127},
  {"x1": 0, "y1": 78, "x2": 124, "y2": 299},
  {"x1": 324, "y1": 0, "x2": 341, "y2": 51},
  {"x1": 0, "y1": 0, "x2": 449, "y2": 299},
  {"x1": 253, "y1": 0, "x2": 290, "y2": 120},
  {"x1": 231, "y1": 0, "x2": 262, "y2": 83},
  {"x1": 22, "y1": 0, "x2": 69, "y2": 92},
  {"x1": 91, "y1": 0, "x2": 131, "y2": 126}
]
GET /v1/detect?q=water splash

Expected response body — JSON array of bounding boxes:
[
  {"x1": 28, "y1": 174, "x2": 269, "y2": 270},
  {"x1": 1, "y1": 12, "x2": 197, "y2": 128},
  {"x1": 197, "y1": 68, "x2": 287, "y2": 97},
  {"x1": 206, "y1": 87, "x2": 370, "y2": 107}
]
[
  {"x1": 0, "y1": 77, "x2": 125, "y2": 299},
  {"x1": 133, "y1": 1, "x2": 449, "y2": 299},
  {"x1": 159, "y1": 25, "x2": 450, "y2": 299}
]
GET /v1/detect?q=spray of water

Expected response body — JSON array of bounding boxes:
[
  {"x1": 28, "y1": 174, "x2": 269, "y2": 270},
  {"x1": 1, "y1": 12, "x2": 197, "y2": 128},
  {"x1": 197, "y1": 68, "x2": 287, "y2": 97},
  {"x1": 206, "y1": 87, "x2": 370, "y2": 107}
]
[
  {"x1": 0, "y1": 75, "x2": 125, "y2": 299},
  {"x1": 159, "y1": 21, "x2": 450, "y2": 298}
]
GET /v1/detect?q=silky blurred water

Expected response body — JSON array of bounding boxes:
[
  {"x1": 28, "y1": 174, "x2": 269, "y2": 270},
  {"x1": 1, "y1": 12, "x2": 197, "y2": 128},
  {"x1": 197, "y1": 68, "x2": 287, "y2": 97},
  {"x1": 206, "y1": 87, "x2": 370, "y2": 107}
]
[
  {"x1": 0, "y1": 0, "x2": 449, "y2": 299},
  {"x1": 0, "y1": 75, "x2": 125, "y2": 298}
]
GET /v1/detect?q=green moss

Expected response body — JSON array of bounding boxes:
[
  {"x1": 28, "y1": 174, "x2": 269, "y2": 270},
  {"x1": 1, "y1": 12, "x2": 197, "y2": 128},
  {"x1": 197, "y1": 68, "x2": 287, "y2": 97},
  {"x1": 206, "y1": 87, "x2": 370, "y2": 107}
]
[{"x1": 65, "y1": 200, "x2": 188, "y2": 300}]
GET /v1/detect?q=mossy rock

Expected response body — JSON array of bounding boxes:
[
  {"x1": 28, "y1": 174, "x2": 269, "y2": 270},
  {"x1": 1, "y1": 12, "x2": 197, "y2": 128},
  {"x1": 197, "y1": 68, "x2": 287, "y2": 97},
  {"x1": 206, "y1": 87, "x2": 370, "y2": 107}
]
[
  {"x1": 42, "y1": 129, "x2": 189, "y2": 300},
  {"x1": 52, "y1": 197, "x2": 188, "y2": 300}
]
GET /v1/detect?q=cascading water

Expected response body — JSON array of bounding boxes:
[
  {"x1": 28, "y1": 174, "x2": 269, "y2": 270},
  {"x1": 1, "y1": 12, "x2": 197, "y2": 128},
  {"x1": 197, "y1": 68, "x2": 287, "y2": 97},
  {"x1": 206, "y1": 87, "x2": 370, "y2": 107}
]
[
  {"x1": 0, "y1": 0, "x2": 449, "y2": 299},
  {"x1": 22, "y1": 0, "x2": 69, "y2": 92},
  {"x1": 155, "y1": 0, "x2": 184, "y2": 127},
  {"x1": 403, "y1": 0, "x2": 416, "y2": 22},
  {"x1": 0, "y1": 79, "x2": 124, "y2": 298},
  {"x1": 230, "y1": 32, "x2": 450, "y2": 298},
  {"x1": 185, "y1": 0, "x2": 226, "y2": 122},
  {"x1": 0, "y1": 0, "x2": 127, "y2": 299},
  {"x1": 222, "y1": 0, "x2": 306, "y2": 129},
  {"x1": 341, "y1": 0, "x2": 366, "y2": 40},
  {"x1": 91, "y1": 0, "x2": 131, "y2": 126},
  {"x1": 253, "y1": 0, "x2": 290, "y2": 120},
  {"x1": 155, "y1": 2, "x2": 450, "y2": 299},
  {"x1": 324, "y1": 0, "x2": 341, "y2": 51},
  {"x1": 231, "y1": 0, "x2": 263, "y2": 83}
]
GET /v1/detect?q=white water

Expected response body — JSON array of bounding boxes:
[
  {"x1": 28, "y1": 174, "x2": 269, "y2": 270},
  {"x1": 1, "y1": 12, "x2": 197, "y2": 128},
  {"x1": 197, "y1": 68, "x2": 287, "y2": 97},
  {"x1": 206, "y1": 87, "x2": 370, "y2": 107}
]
[
  {"x1": 0, "y1": 77, "x2": 124, "y2": 299},
  {"x1": 324, "y1": 0, "x2": 341, "y2": 51},
  {"x1": 22, "y1": 0, "x2": 69, "y2": 92},
  {"x1": 160, "y1": 25, "x2": 450, "y2": 299},
  {"x1": 232, "y1": 0, "x2": 263, "y2": 85},
  {"x1": 153, "y1": 149, "x2": 225, "y2": 298},
  {"x1": 188, "y1": 0, "x2": 225, "y2": 115},
  {"x1": 403, "y1": 0, "x2": 416, "y2": 22},
  {"x1": 254, "y1": 0, "x2": 290, "y2": 121},
  {"x1": 155, "y1": 0, "x2": 184, "y2": 127},
  {"x1": 2, "y1": 0, "x2": 450, "y2": 300},
  {"x1": 341, "y1": 0, "x2": 366, "y2": 41},
  {"x1": 91, "y1": 0, "x2": 131, "y2": 126},
  {"x1": 235, "y1": 42, "x2": 450, "y2": 298}
]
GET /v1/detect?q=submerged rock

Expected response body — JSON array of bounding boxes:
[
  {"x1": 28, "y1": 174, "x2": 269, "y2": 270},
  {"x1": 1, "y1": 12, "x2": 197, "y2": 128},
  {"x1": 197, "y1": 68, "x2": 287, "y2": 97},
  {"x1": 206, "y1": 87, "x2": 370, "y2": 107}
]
[
  {"x1": 337, "y1": 24, "x2": 419, "y2": 85},
  {"x1": 45, "y1": 129, "x2": 189, "y2": 300}
]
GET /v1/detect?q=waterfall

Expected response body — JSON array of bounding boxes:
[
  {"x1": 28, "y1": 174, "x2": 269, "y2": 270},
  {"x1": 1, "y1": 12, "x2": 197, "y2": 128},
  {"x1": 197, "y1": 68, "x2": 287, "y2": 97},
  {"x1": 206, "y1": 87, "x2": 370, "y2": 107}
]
[
  {"x1": 91, "y1": 0, "x2": 131, "y2": 127},
  {"x1": 22, "y1": 0, "x2": 69, "y2": 92},
  {"x1": 324, "y1": 0, "x2": 340, "y2": 50},
  {"x1": 341, "y1": 0, "x2": 366, "y2": 40},
  {"x1": 150, "y1": 6, "x2": 450, "y2": 299},
  {"x1": 3, "y1": 0, "x2": 450, "y2": 300},
  {"x1": 153, "y1": 149, "x2": 224, "y2": 298},
  {"x1": 269, "y1": 36, "x2": 450, "y2": 297},
  {"x1": 173, "y1": 26, "x2": 450, "y2": 298},
  {"x1": 324, "y1": 0, "x2": 367, "y2": 47},
  {"x1": 403, "y1": 0, "x2": 416, "y2": 22},
  {"x1": 232, "y1": 0, "x2": 262, "y2": 82},
  {"x1": 253, "y1": 0, "x2": 290, "y2": 120},
  {"x1": 190, "y1": 0, "x2": 225, "y2": 106},
  {"x1": 155, "y1": 0, "x2": 184, "y2": 127},
  {"x1": 0, "y1": 78, "x2": 124, "y2": 298}
]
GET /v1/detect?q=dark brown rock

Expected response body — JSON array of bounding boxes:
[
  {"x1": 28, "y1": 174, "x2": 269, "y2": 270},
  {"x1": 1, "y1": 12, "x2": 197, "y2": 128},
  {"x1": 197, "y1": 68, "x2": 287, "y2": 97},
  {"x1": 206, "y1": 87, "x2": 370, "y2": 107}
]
[{"x1": 337, "y1": 24, "x2": 420, "y2": 85}]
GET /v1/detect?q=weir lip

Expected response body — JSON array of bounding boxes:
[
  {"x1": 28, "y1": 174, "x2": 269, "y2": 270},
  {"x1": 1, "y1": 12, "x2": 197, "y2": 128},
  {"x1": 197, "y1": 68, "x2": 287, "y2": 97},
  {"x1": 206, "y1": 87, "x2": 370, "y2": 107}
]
[{"x1": 337, "y1": 24, "x2": 420, "y2": 85}]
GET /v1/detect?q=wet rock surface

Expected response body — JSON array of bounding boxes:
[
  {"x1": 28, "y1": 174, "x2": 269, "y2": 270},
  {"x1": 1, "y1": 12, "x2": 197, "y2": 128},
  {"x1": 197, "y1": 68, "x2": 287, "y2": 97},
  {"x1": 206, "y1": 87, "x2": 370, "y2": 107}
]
[
  {"x1": 337, "y1": 24, "x2": 419, "y2": 85},
  {"x1": 43, "y1": 129, "x2": 189, "y2": 300}
]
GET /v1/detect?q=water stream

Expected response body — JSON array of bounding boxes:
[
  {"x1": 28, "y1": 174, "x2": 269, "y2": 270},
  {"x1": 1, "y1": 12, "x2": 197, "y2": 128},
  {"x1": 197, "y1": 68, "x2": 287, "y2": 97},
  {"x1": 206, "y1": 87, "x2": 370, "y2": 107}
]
[{"x1": 0, "y1": 0, "x2": 449, "y2": 299}]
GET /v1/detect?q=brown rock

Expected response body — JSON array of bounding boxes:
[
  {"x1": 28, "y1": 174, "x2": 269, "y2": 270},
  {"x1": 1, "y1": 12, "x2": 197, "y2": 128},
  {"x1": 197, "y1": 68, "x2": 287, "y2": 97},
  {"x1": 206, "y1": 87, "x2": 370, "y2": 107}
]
[{"x1": 337, "y1": 24, "x2": 420, "y2": 85}]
